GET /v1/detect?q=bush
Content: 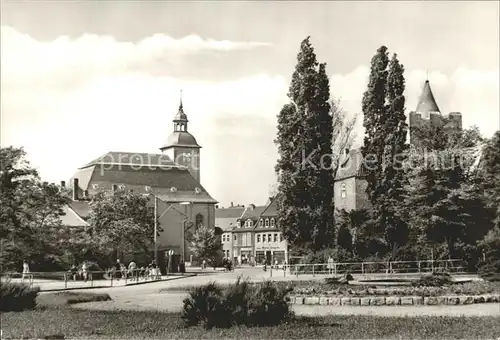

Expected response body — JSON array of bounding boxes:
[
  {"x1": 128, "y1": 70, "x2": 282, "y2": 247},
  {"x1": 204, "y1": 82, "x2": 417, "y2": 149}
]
[
  {"x1": 181, "y1": 278, "x2": 293, "y2": 329},
  {"x1": 478, "y1": 259, "x2": 500, "y2": 282},
  {"x1": 411, "y1": 273, "x2": 453, "y2": 287},
  {"x1": 0, "y1": 279, "x2": 40, "y2": 312}
]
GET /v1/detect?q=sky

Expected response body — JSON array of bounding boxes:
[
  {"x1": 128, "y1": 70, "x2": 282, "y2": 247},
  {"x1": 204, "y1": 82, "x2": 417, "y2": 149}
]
[{"x1": 1, "y1": 1, "x2": 499, "y2": 207}]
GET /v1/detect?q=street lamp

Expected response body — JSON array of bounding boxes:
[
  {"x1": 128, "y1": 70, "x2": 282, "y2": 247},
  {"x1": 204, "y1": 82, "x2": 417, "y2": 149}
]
[{"x1": 153, "y1": 196, "x2": 192, "y2": 266}]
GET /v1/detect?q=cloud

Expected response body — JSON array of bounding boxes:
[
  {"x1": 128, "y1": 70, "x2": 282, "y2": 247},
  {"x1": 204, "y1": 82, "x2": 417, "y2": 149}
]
[{"x1": 1, "y1": 26, "x2": 498, "y2": 206}]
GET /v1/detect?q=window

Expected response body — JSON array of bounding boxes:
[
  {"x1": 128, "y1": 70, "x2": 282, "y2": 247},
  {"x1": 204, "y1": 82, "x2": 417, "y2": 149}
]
[
  {"x1": 274, "y1": 233, "x2": 278, "y2": 242},
  {"x1": 268, "y1": 234, "x2": 272, "y2": 242},
  {"x1": 234, "y1": 234, "x2": 237, "y2": 241},
  {"x1": 246, "y1": 219, "x2": 253, "y2": 228},
  {"x1": 259, "y1": 219, "x2": 264, "y2": 227},
  {"x1": 263, "y1": 234, "x2": 267, "y2": 242},
  {"x1": 265, "y1": 218, "x2": 270, "y2": 227},
  {"x1": 280, "y1": 234, "x2": 284, "y2": 242},
  {"x1": 270, "y1": 218, "x2": 276, "y2": 227},
  {"x1": 236, "y1": 221, "x2": 241, "y2": 228},
  {"x1": 170, "y1": 186, "x2": 177, "y2": 192},
  {"x1": 257, "y1": 235, "x2": 261, "y2": 243},
  {"x1": 195, "y1": 214, "x2": 204, "y2": 228},
  {"x1": 341, "y1": 183, "x2": 347, "y2": 198}
]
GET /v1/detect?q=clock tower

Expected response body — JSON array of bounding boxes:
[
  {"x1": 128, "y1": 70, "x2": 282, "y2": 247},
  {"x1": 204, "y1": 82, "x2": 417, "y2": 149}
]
[{"x1": 160, "y1": 94, "x2": 202, "y2": 183}]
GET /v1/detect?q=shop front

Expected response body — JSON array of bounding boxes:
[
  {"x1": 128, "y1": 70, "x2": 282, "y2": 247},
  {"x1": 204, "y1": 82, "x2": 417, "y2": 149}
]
[{"x1": 254, "y1": 245, "x2": 287, "y2": 265}]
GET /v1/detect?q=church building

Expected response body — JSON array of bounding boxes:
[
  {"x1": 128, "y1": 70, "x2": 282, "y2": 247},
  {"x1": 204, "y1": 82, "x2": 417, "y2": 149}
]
[{"x1": 68, "y1": 96, "x2": 218, "y2": 267}]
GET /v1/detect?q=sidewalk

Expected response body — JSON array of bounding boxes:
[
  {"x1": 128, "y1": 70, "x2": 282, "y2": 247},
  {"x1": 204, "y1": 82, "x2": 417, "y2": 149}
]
[{"x1": 11, "y1": 274, "x2": 197, "y2": 292}]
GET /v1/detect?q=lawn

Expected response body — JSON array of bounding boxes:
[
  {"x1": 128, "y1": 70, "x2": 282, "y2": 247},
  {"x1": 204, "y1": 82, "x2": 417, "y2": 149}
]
[{"x1": 1, "y1": 307, "x2": 499, "y2": 339}]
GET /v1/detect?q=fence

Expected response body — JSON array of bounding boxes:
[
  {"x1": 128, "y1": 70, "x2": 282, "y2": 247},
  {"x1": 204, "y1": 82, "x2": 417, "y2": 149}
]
[
  {"x1": 266, "y1": 259, "x2": 467, "y2": 277},
  {"x1": 0, "y1": 268, "x2": 166, "y2": 290}
]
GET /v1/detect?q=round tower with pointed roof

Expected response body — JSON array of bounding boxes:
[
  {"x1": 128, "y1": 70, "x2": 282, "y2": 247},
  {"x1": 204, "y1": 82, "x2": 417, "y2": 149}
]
[{"x1": 160, "y1": 92, "x2": 202, "y2": 183}]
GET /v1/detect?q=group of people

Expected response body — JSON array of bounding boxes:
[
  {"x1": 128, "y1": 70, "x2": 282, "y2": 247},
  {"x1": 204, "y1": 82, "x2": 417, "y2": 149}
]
[
  {"x1": 111, "y1": 259, "x2": 162, "y2": 281},
  {"x1": 69, "y1": 262, "x2": 90, "y2": 282}
]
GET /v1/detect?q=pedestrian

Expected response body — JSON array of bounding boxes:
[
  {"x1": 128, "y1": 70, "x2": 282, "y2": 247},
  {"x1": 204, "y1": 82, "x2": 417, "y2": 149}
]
[
  {"x1": 327, "y1": 256, "x2": 334, "y2": 275},
  {"x1": 114, "y1": 259, "x2": 122, "y2": 280},
  {"x1": 202, "y1": 259, "x2": 206, "y2": 270},
  {"x1": 70, "y1": 263, "x2": 78, "y2": 281},
  {"x1": 82, "y1": 262, "x2": 88, "y2": 282},
  {"x1": 22, "y1": 260, "x2": 30, "y2": 282},
  {"x1": 128, "y1": 260, "x2": 137, "y2": 281}
]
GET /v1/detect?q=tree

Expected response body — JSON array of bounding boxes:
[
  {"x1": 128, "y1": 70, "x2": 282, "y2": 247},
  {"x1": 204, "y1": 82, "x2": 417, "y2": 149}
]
[
  {"x1": 361, "y1": 49, "x2": 409, "y2": 259},
  {"x1": 275, "y1": 37, "x2": 334, "y2": 251},
  {"x1": 87, "y1": 190, "x2": 157, "y2": 262},
  {"x1": 330, "y1": 99, "x2": 358, "y2": 180},
  {"x1": 188, "y1": 225, "x2": 222, "y2": 262},
  {"x1": 0, "y1": 147, "x2": 72, "y2": 271},
  {"x1": 481, "y1": 131, "x2": 500, "y2": 229}
]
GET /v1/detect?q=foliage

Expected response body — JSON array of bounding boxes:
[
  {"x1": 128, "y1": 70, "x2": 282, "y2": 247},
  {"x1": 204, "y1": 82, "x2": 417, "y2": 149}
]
[
  {"x1": 87, "y1": 190, "x2": 157, "y2": 264},
  {"x1": 36, "y1": 291, "x2": 112, "y2": 307},
  {"x1": 478, "y1": 226, "x2": 500, "y2": 281},
  {"x1": 0, "y1": 146, "x2": 71, "y2": 272},
  {"x1": 0, "y1": 279, "x2": 40, "y2": 311},
  {"x1": 275, "y1": 36, "x2": 334, "y2": 251},
  {"x1": 188, "y1": 225, "x2": 222, "y2": 263},
  {"x1": 481, "y1": 130, "x2": 500, "y2": 229},
  {"x1": 331, "y1": 98, "x2": 358, "y2": 180},
  {"x1": 182, "y1": 278, "x2": 293, "y2": 329},
  {"x1": 411, "y1": 273, "x2": 453, "y2": 287}
]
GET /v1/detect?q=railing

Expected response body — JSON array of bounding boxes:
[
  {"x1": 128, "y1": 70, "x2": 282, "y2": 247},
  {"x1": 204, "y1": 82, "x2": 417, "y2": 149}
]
[
  {"x1": 265, "y1": 259, "x2": 468, "y2": 277},
  {"x1": 0, "y1": 268, "x2": 165, "y2": 290}
]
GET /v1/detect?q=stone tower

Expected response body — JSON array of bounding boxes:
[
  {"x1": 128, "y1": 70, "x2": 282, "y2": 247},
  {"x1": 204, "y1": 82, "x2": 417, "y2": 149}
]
[
  {"x1": 409, "y1": 79, "x2": 462, "y2": 146},
  {"x1": 160, "y1": 93, "x2": 202, "y2": 183}
]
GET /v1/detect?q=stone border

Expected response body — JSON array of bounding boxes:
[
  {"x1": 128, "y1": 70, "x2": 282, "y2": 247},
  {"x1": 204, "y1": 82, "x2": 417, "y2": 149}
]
[{"x1": 290, "y1": 294, "x2": 500, "y2": 306}]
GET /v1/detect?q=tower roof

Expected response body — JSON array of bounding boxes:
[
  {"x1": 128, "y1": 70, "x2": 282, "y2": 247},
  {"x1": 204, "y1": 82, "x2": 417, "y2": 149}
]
[
  {"x1": 174, "y1": 94, "x2": 188, "y2": 121},
  {"x1": 415, "y1": 80, "x2": 440, "y2": 118}
]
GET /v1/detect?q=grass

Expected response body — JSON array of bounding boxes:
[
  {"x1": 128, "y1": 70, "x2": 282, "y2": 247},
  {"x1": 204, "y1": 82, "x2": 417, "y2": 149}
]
[
  {"x1": 36, "y1": 291, "x2": 112, "y2": 308},
  {"x1": 1, "y1": 307, "x2": 499, "y2": 339}
]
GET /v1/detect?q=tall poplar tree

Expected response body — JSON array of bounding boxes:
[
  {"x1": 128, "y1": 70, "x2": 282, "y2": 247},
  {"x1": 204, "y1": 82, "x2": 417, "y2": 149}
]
[
  {"x1": 361, "y1": 48, "x2": 410, "y2": 258},
  {"x1": 275, "y1": 37, "x2": 334, "y2": 251}
]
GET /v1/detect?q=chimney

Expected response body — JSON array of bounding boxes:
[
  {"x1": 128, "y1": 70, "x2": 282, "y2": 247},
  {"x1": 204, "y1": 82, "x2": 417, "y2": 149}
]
[
  {"x1": 230, "y1": 202, "x2": 233, "y2": 207},
  {"x1": 61, "y1": 181, "x2": 66, "y2": 188},
  {"x1": 72, "y1": 178, "x2": 79, "y2": 201}
]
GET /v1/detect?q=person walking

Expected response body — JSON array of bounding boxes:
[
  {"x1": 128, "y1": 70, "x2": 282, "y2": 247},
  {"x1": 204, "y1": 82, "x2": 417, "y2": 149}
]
[
  {"x1": 114, "y1": 259, "x2": 122, "y2": 280},
  {"x1": 81, "y1": 262, "x2": 88, "y2": 282},
  {"x1": 327, "y1": 256, "x2": 334, "y2": 275},
  {"x1": 21, "y1": 260, "x2": 30, "y2": 282},
  {"x1": 128, "y1": 260, "x2": 137, "y2": 281}
]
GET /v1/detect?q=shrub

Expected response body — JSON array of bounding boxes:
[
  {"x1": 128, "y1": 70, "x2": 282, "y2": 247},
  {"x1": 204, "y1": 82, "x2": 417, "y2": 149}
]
[
  {"x1": 411, "y1": 273, "x2": 453, "y2": 287},
  {"x1": 181, "y1": 278, "x2": 293, "y2": 329},
  {"x1": 478, "y1": 259, "x2": 500, "y2": 282},
  {"x1": 0, "y1": 279, "x2": 40, "y2": 312},
  {"x1": 182, "y1": 281, "x2": 223, "y2": 327}
]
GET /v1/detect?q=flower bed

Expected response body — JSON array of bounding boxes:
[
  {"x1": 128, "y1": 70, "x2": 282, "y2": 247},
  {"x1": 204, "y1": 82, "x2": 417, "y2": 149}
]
[{"x1": 290, "y1": 280, "x2": 500, "y2": 297}]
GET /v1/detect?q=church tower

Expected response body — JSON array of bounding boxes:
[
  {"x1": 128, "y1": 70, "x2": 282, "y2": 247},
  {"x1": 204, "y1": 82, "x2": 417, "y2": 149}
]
[{"x1": 160, "y1": 93, "x2": 202, "y2": 183}]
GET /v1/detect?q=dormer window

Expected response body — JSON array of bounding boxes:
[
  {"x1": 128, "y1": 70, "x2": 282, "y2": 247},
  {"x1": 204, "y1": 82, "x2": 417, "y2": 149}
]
[
  {"x1": 92, "y1": 184, "x2": 99, "y2": 190},
  {"x1": 236, "y1": 221, "x2": 241, "y2": 228},
  {"x1": 246, "y1": 219, "x2": 253, "y2": 228},
  {"x1": 194, "y1": 187, "x2": 201, "y2": 194},
  {"x1": 170, "y1": 187, "x2": 177, "y2": 192},
  {"x1": 265, "y1": 218, "x2": 270, "y2": 227},
  {"x1": 270, "y1": 218, "x2": 276, "y2": 227},
  {"x1": 259, "y1": 219, "x2": 264, "y2": 227}
]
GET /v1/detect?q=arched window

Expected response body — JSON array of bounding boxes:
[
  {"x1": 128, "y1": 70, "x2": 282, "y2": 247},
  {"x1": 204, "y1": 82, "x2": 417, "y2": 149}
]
[
  {"x1": 236, "y1": 220, "x2": 241, "y2": 228},
  {"x1": 265, "y1": 218, "x2": 270, "y2": 227},
  {"x1": 195, "y1": 213, "x2": 204, "y2": 228},
  {"x1": 246, "y1": 219, "x2": 253, "y2": 228},
  {"x1": 259, "y1": 219, "x2": 264, "y2": 227},
  {"x1": 270, "y1": 218, "x2": 276, "y2": 227},
  {"x1": 341, "y1": 183, "x2": 347, "y2": 198}
]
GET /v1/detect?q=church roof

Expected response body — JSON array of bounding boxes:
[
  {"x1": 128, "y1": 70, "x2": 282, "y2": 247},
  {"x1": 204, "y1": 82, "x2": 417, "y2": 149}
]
[
  {"x1": 415, "y1": 80, "x2": 441, "y2": 118},
  {"x1": 71, "y1": 151, "x2": 216, "y2": 204},
  {"x1": 161, "y1": 131, "x2": 201, "y2": 150}
]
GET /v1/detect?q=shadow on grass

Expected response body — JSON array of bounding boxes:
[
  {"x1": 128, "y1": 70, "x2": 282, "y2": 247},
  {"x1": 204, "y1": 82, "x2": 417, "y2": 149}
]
[{"x1": 36, "y1": 292, "x2": 112, "y2": 308}]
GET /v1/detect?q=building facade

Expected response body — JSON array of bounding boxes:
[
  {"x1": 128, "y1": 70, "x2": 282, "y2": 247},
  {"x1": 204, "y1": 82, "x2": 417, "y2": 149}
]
[{"x1": 68, "y1": 96, "x2": 217, "y2": 266}]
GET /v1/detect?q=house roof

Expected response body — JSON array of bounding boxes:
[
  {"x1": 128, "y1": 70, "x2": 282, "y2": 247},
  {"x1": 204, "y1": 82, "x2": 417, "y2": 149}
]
[
  {"x1": 69, "y1": 201, "x2": 91, "y2": 219},
  {"x1": 415, "y1": 80, "x2": 441, "y2": 118},
  {"x1": 215, "y1": 207, "x2": 246, "y2": 219},
  {"x1": 60, "y1": 205, "x2": 89, "y2": 227}
]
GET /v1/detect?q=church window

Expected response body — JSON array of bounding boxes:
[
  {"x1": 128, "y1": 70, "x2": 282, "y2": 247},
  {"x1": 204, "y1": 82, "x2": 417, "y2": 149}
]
[
  {"x1": 265, "y1": 218, "x2": 270, "y2": 227},
  {"x1": 195, "y1": 213, "x2": 204, "y2": 228},
  {"x1": 259, "y1": 219, "x2": 264, "y2": 227},
  {"x1": 270, "y1": 218, "x2": 276, "y2": 227},
  {"x1": 341, "y1": 183, "x2": 347, "y2": 198}
]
